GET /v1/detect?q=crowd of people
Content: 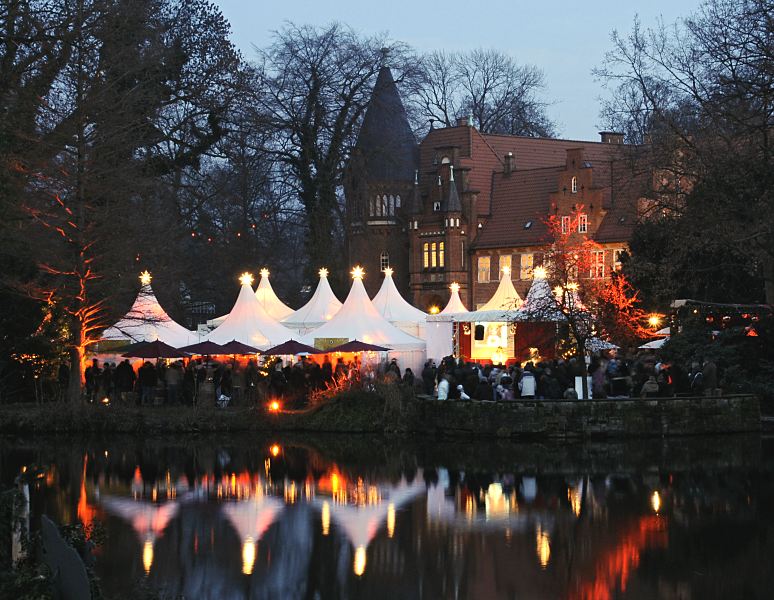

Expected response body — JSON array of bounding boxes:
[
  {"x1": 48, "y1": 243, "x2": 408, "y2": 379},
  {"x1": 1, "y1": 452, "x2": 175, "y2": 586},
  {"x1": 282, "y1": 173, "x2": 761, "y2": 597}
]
[
  {"x1": 77, "y1": 349, "x2": 721, "y2": 407},
  {"x1": 416, "y1": 352, "x2": 722, "y2": 401},
  {"x1": 80, "y1": 354, "x2": 372, "y2": 407}
]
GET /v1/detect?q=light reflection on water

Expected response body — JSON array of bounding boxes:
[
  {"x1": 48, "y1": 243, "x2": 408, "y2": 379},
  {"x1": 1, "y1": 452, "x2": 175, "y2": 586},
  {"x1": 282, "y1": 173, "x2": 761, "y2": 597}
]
[{"x1": 3, "y1": 434, "x2": 774, "y2": 600}]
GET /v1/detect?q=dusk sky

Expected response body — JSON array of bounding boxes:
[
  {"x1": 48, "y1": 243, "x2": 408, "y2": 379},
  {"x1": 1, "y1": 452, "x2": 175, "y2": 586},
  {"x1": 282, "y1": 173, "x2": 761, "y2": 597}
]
[{"x1": 214, "y1": 0, "x2": 703, "y2": 141}]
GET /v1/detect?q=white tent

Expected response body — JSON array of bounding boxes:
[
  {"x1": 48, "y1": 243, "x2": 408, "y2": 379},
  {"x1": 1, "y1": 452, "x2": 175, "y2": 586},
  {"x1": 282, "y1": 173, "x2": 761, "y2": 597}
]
[
  {"x1": 254, "y1": 268, "x2": 294, "y2": 320},
  {"x1": 101, "y1": 271, "x2": 196, "y2": 347},
  {"x1": 426, "y1": 283, "x2": 468, "y2": 361},
  {"x1": 516, "y1": 268, "x2": 565, "y2": 322},
  {"x1": 314, "y1": 476, "x2": 425, "y2": 576},
  {"x1": 221, "y1": 495, "x2": 284, "y2": 575},
  {"x1": 206, "y1": 274, "x2": 295, "y2": 350},
  {"x1": 479, "y1": 266, "x2": 523, "y2": 311},
  {"x1": 283, "y1": 268, "x2": 342, "y2": 335},
  {"x1": 306, "y1": 267, "x2": 425, "y2": 373},
  {"x1": 371, "y1": 268, "x2": 427, "y2": 339},
  {"x1": 639, "y1": 337, "x2": 668, "y2": 349}
]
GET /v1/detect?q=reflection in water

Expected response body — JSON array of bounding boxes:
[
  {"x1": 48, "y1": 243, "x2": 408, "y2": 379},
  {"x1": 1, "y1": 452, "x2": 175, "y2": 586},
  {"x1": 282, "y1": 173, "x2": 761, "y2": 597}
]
[{"x1": 3, "y1": 434, "x2": 774, "y2": 599}]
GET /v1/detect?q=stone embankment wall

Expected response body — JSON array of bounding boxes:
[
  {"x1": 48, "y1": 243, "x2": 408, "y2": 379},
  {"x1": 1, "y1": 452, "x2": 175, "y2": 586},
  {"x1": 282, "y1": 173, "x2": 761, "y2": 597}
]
[{"x1": 407, "y1": 395, "x2": 761, "y2": 439}]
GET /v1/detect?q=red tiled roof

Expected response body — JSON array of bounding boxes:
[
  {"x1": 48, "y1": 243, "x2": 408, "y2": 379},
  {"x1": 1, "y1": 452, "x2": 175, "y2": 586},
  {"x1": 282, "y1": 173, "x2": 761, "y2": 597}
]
[{"x1": 473, "y1": 166, "x2": 563, "y2": 249}]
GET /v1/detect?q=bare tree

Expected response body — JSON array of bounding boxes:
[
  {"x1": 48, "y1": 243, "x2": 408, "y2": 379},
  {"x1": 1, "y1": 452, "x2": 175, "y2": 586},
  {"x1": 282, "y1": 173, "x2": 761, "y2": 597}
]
[
  {"x1": 596, "y1": 0, "x2": 774, "y2": 302},
  {"x1": 412, "y1": 48, "x2": 555, "y2": 136}
]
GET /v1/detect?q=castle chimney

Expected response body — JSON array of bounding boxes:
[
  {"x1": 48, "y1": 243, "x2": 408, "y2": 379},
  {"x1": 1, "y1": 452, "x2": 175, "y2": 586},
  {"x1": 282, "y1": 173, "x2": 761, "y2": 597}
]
[
  {"x1": 599, "y1": 131, "x2": 624, "y2": 144},
  {"x1": 504, "y1": 152, "x2": 514, "y2": 175},
  {"x1": 456, "y1": 116, "x2": 470, "y2": 127}
]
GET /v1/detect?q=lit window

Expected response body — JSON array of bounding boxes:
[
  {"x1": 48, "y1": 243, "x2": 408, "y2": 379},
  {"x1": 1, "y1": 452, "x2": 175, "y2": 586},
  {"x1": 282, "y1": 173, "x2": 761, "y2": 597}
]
[
  {"x1": 578, "y1": 213, "x2": 588, "y2": 234},
  {"x1": 561, "y1": 216, "x2": 571, "y2": 235},
  {"x1": 499, "y1": 255, "x2": 511, "y2": 279},
  {"x1": 519, "y1": 254, "x2": 534, "y2": 280},
  {"x1": 380, "y1": 251, "x2": 390, "y2": 271},
  {"x1": 423, "y1": 243, "x2": 429, "y2": 269},
  {"x1": 590, "y1": 250, "x2": 605, "y2": 278},
  {"x1": 431, "y1": 242, "x2": 437, "y2": 268},
  {"x1": 381, "y1": 195, "x2": 388, "y2": 216},
  {"x1": 613, "y1": 248, "x2": 625, "y2": 271},
  {"x1": 477, "y1": 256, "x2": 490, "y2": 283},
  {"x1": 571, "y1": 176, "x2": 578, "y2": 193},
  {"x1": 395, "y1": 195, "x2": 401, "y2": 208},
  {"x1": 388, "y1": 195, "x2": 394, "y2": 216},
  {"x1": 439, "y1": 242, "x2": 445, "y2": 268}
]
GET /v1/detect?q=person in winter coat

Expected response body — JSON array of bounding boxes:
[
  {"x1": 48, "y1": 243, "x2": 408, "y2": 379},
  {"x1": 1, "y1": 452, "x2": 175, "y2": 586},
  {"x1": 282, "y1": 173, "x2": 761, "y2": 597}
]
[
  {"x1": 702, "y1": 359, "x2": 718, "y2": 396},
  {"x1": 421, "y1": 361, "x2": 436, "y2": 395},
  {"x1": 518, "y1": 369, "x2": 536, "y2": 399},
  {"x1": 437, "y1": 375, "x2": 450, "y2": 400},
  {"x1": 640, "y1": 375, "x2": 660, "y2": 398},
  {"x1": 138, "y1": 362, "x2": 158, "y2": 405}
]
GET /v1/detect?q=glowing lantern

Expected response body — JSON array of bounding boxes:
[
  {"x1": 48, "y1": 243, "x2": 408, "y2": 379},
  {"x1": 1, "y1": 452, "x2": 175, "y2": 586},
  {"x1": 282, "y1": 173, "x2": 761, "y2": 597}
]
[
  {"x1": 242, "y1": 537, "x2": 256, "y2": 575},
  {"x1": 387, "y1": 503, "x2": 396, "y2": 538},
  {"x1": 535, "y1": 525, "x2": 550, "y2": 568},
  {"x1": 651, "y1": 490, "x2": 661, "y2": 513},
  {"x1": 239, "y1": 272, "x2": 254, "y2": 286},
  {"x1": 351, "y1": 265, "x2": 365, "y2": 280},
  {"x1": 139, "y1": 270, "x2": 152, "y2": 286},
  {"x1": 353, "y1": 545, "x2": 367, "y2": 576},
  {"x1": 321, "y1": 501, "x2": 330, "y2": 535},
  {"x1": 143, "y1": 538, "x2": 154, "y2": 574}
]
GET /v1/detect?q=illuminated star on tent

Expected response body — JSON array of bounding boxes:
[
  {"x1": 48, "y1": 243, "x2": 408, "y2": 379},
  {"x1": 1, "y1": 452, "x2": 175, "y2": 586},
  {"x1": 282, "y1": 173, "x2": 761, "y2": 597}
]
[
  {"x1": 259, "y1": 268, "x2": 270, "y2": 278},
  {"x1": 450, "y1": 282, "x2": 460, "y2": 293},
  {"x1": 383, "y1": 267, "x2": 394, "y2": 277},
  {"x1": 318, "y1": 267, "x2": 329, "y2": 278},
  {"x1": 502, "y1": 265, "x2": 511, "y2": 276},
  {"x1": 351, "y1": 266, "x2": 365, "y2": 280},
  {"x1": 139, "y1": 270, "x2": 152, "y2": 286},
  {"x1": 533, "y1": 266, "x2": 547, "y2": 279},
  {"x1": 239, "y1": 272, "x2": 254, "y2": 286}
]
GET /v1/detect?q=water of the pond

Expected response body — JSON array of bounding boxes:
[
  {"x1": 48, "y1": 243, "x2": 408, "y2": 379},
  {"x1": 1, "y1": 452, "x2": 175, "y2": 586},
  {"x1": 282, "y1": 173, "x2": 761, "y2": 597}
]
[{"x1": 2, "y1": 433, "x2": 774, "y2": 600}]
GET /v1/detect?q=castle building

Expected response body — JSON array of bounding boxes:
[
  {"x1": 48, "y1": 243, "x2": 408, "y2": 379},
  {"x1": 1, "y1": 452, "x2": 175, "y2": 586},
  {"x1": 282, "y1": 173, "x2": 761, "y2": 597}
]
[{"x1": 346, "y1": 67, "x2": 644, "y2": 309}]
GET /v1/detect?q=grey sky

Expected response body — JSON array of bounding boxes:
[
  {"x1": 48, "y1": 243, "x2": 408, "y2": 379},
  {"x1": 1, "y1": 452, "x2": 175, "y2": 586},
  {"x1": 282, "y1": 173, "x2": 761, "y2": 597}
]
[{"x1": 214, "y1": 0, "x2": 702, "y2": 141}]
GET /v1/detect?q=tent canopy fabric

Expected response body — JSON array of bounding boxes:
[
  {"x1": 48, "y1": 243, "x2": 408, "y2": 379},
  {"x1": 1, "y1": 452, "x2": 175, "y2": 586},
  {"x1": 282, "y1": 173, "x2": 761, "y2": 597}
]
[
  {"x1": 440, "y1": 285, "x2": 468, "y2": 315},
  {"x1": 306, "y1": 276, "x2": 424, "y2": 350},
  {"x1": 585, "y1": 337, "x2": 619, "y2": 351},
  {"x1": 206, "y1": 283, "x2": 295, "y2": 350},
  {"x1": 639, "y1": 337, "x2": 668, "y2": 349},
  {"x1": 516, "y1": 276, "x2": 565, "y2": 322},
  {"x1": 178, "y1": 341, "x2": 224, "y2": 354},
  {"x1": 479, "y1": 271, "x2": 523, "y2": 312},
  {"x1": 282, "y1": 270, "x2": 342, "y2": 330},
  {"x1": 219, "y1": 340, "x2": 261, "y2": 355},
  {"x1": 255, "y1": 271, "x2": 294, "y2": 320},
  {"x1": 263, "y1": 340, "x2": 322, "y2": 355},
  {"x1": 101, "y1": 282, "x2": 195, "y2": 347},
  {"x1": 329, "y1": 340, "x2": 391, "y2": 353},
  {"x1": 123, "y1": 340, "x2": 189, "y2": 359},
  {"x1": 371, "y1": 270, "x2": 427, "y2": 323}
]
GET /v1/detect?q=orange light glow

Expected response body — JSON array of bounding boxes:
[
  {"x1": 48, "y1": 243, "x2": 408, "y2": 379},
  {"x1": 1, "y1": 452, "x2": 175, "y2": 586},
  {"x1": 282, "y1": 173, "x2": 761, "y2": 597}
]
[
  {"x1": 428, "y1": 305, "x2": 440, "y2": 314},
  {"x1": 269, "y1": 400, "x2": 280, "y2": 412},
  {"x1": 242, "y1": 538, "x2": 256, "y2": 575},
  {"x1": 139, "y1": 270, "x2": 152, "y2": 285},
  {"x1": 143, "y1": 538, "x2": 154, "y2": 574},
  {"x1": 270, "y1": 444, "x2": 280, "y2": 457},
  {"x1": 648, "y1": 314, "x2": 661, "y2": 328},
  {"x1": 354, "y1": 545, "x2": 367, "y2": 576}
]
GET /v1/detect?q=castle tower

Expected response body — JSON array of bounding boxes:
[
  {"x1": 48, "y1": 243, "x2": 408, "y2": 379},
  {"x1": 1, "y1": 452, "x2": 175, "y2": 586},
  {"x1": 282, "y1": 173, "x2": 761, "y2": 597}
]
[{"x1": 345, "y1": 66, "x2": 418, "y2": 297}]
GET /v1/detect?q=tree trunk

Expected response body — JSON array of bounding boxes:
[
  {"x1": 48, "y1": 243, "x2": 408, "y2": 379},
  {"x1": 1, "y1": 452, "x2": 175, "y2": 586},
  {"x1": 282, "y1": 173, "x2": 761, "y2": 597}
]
[{"x1": 67, "y1": 343, "x2": 83, "y2": 404}]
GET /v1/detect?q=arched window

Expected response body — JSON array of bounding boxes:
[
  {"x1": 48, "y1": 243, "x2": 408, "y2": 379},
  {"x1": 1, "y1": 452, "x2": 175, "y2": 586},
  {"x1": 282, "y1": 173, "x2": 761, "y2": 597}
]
[
  {"x1": 423, "y1": 243, "x2": 429, "y2": 269},
  {"x1": 438, "y1": 241, "x2": 445, "y2": 268},
  {"x1": 388, "y1": 195, "x2": 395, "y2": 216},
  {"x1": 571, "y1": 176, "x2": 578, "y2": 193},
  {"x1": 381, "y1": 195, "x2": 388, "y2": 216},
  {"x1": 395, "y1": 195, "x2": 401, "y2": 208},
  {"x1": 369, "y1": 197, "x2": 375, "y2": 216},
  {"x1": 380, "y1": 251, "x2": 390, "y2": 271}
]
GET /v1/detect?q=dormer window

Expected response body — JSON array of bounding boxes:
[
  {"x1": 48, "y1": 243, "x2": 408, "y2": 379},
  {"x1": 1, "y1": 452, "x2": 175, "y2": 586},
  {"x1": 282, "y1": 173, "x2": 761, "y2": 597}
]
[
  {"x1": 571, "y1": 176, "x2": 578, "y2": 194},
  {"x1": 433, "y1": 201, "x2": 441, "y2": 212}
]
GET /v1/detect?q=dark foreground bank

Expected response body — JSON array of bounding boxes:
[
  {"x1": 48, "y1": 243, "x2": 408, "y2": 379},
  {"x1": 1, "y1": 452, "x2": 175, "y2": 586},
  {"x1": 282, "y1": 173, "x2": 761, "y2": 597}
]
[{"x1": 0, "y1": 389, "x2": 761, "y2": 439}]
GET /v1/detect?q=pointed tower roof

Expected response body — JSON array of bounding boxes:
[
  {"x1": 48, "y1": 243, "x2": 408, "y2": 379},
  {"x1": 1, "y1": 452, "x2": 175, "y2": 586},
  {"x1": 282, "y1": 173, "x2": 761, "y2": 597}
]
[
  {"x1": 254, "y1": 269, "x2": 294, "y2": 320},
  {"x1": 282, "y1": 268, "x2": 343, "y2": 331},
  {"x1": 101, "y1": 271, "x2": 195, "y2": 347},
  {"x1": 306, "y1": 267, "x2": 424, "y2": 349},
  {"x1": 479, "y1": 266, "x2": 523, "y2": 311},
  {"x1": 440, "y1": 282, "x2": 468, "y2": 315},
  {"x1": 207, "y1": 274, "x2": 295, "y2": 349},
  {"x1": 355, "y1": 67, "x2": 418, "y2": 181},
  {"x1": 371, "y1": 268, "x2": 427, "y2": 324},
  {"x1": 446, "y1": 165, "x2": 461, "y2": 213}
]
